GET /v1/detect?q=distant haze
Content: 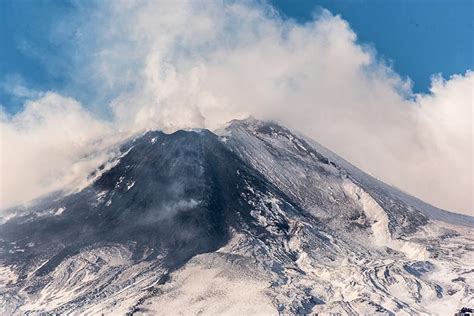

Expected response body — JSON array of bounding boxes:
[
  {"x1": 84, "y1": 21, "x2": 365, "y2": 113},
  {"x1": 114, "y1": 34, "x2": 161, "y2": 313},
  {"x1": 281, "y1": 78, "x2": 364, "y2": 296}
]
[{"x1": 0, "y1": 1, "x2": 472, "y2": 215}]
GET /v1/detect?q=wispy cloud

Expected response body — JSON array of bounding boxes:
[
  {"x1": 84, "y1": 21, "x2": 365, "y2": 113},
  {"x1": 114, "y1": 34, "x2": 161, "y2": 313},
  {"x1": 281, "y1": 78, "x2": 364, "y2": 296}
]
[
  {"x1": 0, "y1": 1, "x2": 471, "y2": 214},
  {"x1": 1, "y1": 74, "x2": 43, "y2": 101},
  {"x1": 0, "y1": 93, "x2": 120, "y2": 209}
]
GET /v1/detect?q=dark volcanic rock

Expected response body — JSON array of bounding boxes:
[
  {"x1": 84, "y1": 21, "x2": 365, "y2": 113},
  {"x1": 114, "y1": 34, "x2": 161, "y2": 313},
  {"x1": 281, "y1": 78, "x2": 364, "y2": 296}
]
[{"x1": 0, "y1": 129, "x2": 300, "y2": 276}]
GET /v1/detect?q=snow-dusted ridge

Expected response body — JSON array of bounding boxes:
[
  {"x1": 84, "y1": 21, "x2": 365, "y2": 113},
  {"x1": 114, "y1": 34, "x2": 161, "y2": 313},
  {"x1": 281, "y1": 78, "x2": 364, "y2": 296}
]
[
  {"x1": 294, "y1": 127, "x2": 474, "y2": 228},
  {"x1": 0, "y1": 118, "x2": 472, "y2": 315}
]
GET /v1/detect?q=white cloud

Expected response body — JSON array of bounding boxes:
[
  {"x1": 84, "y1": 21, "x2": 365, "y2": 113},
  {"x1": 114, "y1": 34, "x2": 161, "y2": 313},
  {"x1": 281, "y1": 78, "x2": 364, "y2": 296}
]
[
  {"x1": 0, "y1": 93, "x2": 119, "y2": 209},
  {"x1": 0, "y1": 1, "x2": 472, "y2": 215},
  {"x1": 1, "y1": 74, "x2": 43, "y2": 100}
]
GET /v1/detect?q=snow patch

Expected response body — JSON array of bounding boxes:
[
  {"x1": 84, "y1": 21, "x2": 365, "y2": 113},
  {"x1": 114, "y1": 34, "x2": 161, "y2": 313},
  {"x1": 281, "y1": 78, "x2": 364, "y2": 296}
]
[
  {"x1": 0, "y1": 266, "x2": 17, "y2": 286},
  {"x1": 135, "y1": 253, "x2": 275, "y2": 315},
  {"x1": 96, "y1": 190, "x2": 108, "y2": 203},
  {"x1": 115, "y1": 175, "x2": 125, "y2": 188},
  {"x1": 126, "y1": 181, "x2": 135, "y2": 191},
  {"x1": 343, "y1": 180, "x2": 428, "y2": 260},
  {"x1": 54, "y1": 207, "x2": 65, "y2": 216}
]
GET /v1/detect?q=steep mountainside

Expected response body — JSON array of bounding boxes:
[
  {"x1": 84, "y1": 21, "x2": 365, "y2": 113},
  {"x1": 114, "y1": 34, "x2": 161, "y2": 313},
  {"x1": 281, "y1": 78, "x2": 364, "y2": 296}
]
[{"x1": 0, "y1": 119, "x2": 472, "y2": 315}]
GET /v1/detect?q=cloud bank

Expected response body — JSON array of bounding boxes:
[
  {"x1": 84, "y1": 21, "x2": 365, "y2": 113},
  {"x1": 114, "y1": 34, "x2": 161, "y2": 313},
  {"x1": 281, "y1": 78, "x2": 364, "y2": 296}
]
[{"x1": 0, "y1": 1, "x2": 472, "y2": 215}]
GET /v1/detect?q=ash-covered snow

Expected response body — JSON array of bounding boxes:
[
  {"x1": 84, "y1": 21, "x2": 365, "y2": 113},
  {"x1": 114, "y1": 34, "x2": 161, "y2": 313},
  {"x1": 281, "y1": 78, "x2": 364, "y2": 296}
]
[{"x1": 0, "y1": 119, "x2": 472, "y2": 315}]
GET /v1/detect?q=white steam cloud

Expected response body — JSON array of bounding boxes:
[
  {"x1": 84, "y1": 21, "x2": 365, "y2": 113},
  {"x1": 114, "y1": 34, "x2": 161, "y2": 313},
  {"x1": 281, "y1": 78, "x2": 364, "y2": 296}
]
[
  {"x1": 0, "y1": 93, "x2": 123, "y2": 208},
  {"x1": 0, "y1": 1, "x2": 472, "y2": 215}
]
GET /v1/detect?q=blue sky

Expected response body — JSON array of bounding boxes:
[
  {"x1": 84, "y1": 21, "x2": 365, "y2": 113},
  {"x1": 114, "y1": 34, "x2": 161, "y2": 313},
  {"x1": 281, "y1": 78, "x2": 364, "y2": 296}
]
[
  {"x1": 0, "y1": 0, "x2": 472, "y2": 114},
  {"x1": 271, "y1": 0, "x2": 473, "y2": 91}
]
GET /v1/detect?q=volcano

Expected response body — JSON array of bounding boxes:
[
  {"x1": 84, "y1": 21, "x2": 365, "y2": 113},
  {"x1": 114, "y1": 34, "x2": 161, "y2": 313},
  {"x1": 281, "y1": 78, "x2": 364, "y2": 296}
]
[{"x1": 0, "y1": 118, "x2": 472, "y2": 315}]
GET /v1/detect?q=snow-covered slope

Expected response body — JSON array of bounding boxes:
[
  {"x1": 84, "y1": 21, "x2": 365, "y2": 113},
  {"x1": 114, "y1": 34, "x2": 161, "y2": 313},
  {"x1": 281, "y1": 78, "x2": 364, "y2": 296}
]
[{"x1": 0, "y1": 118, "x2": 472, "y2": 315}]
